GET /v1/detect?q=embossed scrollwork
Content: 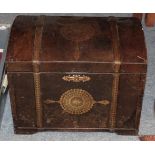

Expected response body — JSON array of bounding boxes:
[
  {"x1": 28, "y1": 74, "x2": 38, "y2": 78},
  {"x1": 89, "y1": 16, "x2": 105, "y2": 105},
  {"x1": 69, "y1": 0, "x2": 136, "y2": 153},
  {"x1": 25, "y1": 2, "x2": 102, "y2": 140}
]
[
  {"x1": 44, "y1": 89, "x2": 110, "y2": 115},
  {"x1": 62, "y1": 75, "x2": 91, "y2": 82}
]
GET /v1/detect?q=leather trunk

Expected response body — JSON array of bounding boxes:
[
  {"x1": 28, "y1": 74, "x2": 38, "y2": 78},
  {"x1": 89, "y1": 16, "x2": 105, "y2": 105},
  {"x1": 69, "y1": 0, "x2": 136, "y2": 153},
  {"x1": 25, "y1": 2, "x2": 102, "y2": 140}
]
[{"x1": 6, "y1": 16, "x2": 147, "y2": 135}]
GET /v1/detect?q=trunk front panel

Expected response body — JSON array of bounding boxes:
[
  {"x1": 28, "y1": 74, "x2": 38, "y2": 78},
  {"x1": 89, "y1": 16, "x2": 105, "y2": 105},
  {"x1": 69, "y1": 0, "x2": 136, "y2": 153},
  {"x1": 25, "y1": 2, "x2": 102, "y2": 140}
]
[
  {"x1": 8, "y1": 72, "x2": 145, "y2": 131},
  {"x1": 40, "y1": 73, "x2": 113, "y2": 129}
]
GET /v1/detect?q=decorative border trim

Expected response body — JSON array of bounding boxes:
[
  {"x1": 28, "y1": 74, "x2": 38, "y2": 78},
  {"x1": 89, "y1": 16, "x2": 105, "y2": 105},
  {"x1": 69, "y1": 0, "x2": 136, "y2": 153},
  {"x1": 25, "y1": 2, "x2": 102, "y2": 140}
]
[
  {"x1": 109, "y1": 18, "x2": 121, "y2": 129},
  {"x1": 33, "y1": 16, "x2": 45, "y2": 128},
  {"x1": 110, "y1": 73, "x2": 120, "y2": 128},
  {"x1": 33, "y1": 73, "x2": 42, "y2": 127}
]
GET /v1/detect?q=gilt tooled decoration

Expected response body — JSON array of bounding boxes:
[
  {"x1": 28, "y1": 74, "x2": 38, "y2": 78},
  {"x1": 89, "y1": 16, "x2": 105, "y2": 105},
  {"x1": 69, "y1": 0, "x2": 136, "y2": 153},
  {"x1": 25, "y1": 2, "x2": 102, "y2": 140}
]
[
  {"x1": 44, "y1": 89, "x2": 110, "y2": 115},
  {"x1": 60, "y1": 23, "x2": 95, "y2": 42},
  {"x1": 62, "y1": 75, "x2": 91, "y2": 82}
]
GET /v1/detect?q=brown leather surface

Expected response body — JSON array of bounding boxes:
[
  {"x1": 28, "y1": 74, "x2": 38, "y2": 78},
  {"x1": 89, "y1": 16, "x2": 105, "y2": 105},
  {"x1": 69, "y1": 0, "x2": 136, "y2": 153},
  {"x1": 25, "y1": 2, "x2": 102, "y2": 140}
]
[
  {"x1": 7, "y1": 16, "x2": 37, "y2": 62},
  {"x1": 41, "y1": 73, "x2": 112, "y2": 128},
  {"x1": 6, "y1": 16, "x2": 147, "y2": 73},
  {"x1": 7, "y1": 73, "x2": 37, "y2": 128},
  {"x1": 118, "y1": 18, "x2": 147, "y2": 63},
  {"x1": 6, "y1": 16, "x2": 147, "y2": 135},
  {"x1": 116, "y1": 74, "x2": 146, "y2": 129}
]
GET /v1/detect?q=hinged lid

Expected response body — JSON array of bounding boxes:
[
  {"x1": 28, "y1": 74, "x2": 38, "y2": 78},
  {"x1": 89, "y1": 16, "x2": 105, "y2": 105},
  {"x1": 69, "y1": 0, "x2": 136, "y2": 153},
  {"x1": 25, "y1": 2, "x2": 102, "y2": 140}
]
[{"x1": 6, "y1": 16, "x2": 147, "y2": 73}]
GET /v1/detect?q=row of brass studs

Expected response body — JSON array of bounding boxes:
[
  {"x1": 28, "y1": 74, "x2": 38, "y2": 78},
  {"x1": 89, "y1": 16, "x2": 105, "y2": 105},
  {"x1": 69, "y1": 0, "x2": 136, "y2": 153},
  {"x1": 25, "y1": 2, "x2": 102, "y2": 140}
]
[
  {"x1": 33, "y1": 72, "x2": 42, "y2": 127},
  {"x1": 110, "y1": 73, "x2": 120, "y2": 128},
  {"x1": 33, "y1": 16, "x2": 45, "y2": 128},
  {"x1": 109, "y1": 18, "x2": 121, "y2": 129}
]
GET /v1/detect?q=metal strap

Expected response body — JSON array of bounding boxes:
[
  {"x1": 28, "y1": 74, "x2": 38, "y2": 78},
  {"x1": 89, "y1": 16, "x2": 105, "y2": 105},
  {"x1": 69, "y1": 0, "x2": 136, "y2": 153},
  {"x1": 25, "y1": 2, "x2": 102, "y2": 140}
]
[
  {"x1": 33, "y1": 16, "x2": 45, "y2": 128},
  {"x1": 109, "y1": 18, "x2": 121, "y2": 129}
]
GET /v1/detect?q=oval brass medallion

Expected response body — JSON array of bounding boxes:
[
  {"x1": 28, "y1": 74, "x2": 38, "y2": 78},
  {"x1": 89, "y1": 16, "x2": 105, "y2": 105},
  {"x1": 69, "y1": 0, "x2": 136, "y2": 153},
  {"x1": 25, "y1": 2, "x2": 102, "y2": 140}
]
[{"x1": 60, "y1": 89, "x2": 94, "y2": 115}]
